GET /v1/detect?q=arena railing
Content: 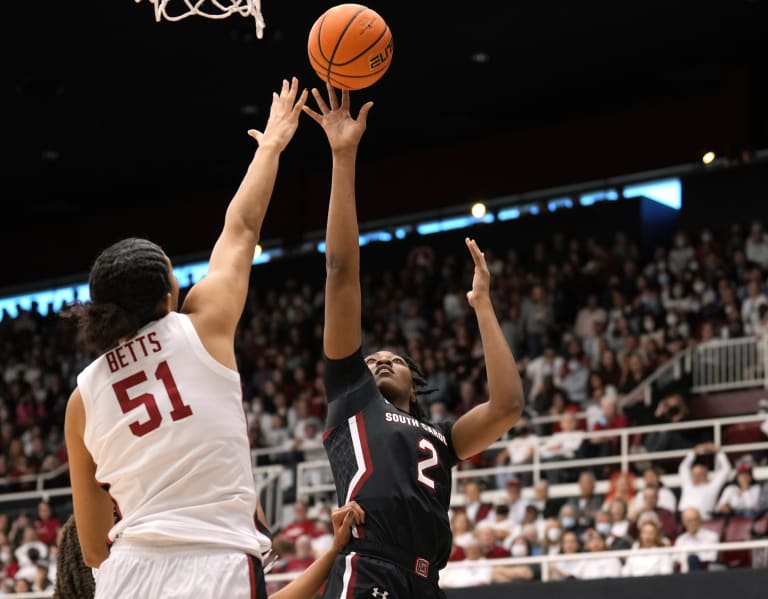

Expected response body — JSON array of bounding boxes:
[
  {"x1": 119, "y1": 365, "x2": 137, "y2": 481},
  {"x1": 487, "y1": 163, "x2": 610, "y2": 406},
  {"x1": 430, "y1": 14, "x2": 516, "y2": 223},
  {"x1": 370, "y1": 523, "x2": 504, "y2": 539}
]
[
  {"x1": 692, "y1": 336, "x2": 768, "y2": 393},
  {"x1": 261, "y1": 539, "x2": 768, "y2": 587},
  {"x1": 0, "y1": 462, "x2": 70, "y2": 491},
  {"x1": 294, "y1": 413, "x2": 768, "y2": 503}
]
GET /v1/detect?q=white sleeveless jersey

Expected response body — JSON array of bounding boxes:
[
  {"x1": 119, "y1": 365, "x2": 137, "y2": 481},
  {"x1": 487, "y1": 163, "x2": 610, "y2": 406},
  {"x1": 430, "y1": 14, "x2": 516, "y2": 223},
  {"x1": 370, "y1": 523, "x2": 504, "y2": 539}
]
[{"x1": 76, "y1": 312, "x2": 270, "y2": 557}]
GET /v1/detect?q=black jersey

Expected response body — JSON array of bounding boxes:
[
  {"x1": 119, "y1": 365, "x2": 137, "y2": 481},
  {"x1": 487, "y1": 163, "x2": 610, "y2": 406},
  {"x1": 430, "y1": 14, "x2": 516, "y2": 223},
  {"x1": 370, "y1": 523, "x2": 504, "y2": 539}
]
[{"x1": 323, "y1": 349, "x2": 460, "y2": 575}]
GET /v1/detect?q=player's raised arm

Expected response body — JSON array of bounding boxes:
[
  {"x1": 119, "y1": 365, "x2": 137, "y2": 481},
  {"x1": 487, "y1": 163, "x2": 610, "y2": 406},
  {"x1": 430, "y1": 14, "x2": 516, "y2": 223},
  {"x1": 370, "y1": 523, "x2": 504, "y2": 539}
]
[
  {"x1": 181, "y1": 78, "x2": 307, "y2": 365},
  {"x1": 451, "y1": 238, "x2": 525, "y2": 459},
  {"x1": 303, "y1": 84, "x2": 373, "y2": 359}
]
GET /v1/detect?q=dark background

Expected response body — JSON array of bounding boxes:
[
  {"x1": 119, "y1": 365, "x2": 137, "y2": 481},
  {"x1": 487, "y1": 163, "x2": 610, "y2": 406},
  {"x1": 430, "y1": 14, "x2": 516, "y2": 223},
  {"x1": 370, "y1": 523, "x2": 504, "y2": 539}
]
[{"x1": 2, "y1": 0, "x2": 767, "y2": 289}]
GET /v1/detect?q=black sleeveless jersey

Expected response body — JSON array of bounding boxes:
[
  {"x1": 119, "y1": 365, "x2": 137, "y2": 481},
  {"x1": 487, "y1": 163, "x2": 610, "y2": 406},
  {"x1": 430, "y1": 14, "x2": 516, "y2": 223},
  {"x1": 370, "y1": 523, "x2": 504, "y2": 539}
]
[{"x1": 323, "y1": 349, "x2": 460, "y2": 571}]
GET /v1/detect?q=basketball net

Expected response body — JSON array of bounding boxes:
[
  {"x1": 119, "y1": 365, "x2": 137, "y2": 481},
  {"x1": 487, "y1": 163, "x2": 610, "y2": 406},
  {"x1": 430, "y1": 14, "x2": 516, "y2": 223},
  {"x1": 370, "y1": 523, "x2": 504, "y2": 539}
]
[{"x1": 136, "y1": 0, "x2": 266, "y2": 38}]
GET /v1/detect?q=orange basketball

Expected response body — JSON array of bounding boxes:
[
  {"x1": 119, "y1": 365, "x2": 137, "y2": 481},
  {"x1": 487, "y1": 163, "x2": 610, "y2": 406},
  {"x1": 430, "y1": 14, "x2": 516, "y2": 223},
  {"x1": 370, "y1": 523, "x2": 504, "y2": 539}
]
[{"x1": 308, "y1": 4, "x2": 393, "y2": 90}]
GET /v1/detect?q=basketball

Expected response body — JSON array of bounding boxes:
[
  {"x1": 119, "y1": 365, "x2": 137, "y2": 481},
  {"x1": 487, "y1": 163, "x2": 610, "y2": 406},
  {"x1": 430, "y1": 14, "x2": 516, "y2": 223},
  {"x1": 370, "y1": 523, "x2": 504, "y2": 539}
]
[{"x1": 308, "y1": 4, "x2": 393, "y2": 91}]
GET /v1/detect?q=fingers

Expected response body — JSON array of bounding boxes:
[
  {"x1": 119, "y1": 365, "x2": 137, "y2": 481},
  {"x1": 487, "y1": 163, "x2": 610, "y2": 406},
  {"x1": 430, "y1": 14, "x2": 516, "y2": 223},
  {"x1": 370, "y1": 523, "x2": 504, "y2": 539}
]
[
  {"x1": 341, "y1": 88, "x2": 350, "y2": 112},
  {"x1": 333, "y1": 500, "x2": 365, "y2": 525},
  {"x1": 465, "y1": 237, "x2": 487, "y2": 269},
  {"x1": 357, "y1": 101, "x2": 374, "y2": 124},
  {"x1": 293, "y1": 88, "x2": 309, "y2": 116},
  {"x1": 311, "y1": 88, "x2": 331, "y2": 114},
  {"x1": 301, "y1": 104, "x2": 323, "y2": 124},
  {"x1": 326, "y1": 82, "x2": 339, "y2": 110},
  {"x1": 247, "y1": 129, "x2": 263, "y2": 143}
]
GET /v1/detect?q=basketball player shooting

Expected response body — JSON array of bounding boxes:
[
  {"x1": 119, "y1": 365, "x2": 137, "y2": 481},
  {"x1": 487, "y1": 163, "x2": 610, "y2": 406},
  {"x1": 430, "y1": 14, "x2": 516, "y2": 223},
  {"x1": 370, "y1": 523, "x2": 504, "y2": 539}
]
[
  {"x1": 63, "y1": 77, "x2": 365, "y2": 599},
  {"x1": 302, "y1": 84, "x2": 525, "y2": 599}
]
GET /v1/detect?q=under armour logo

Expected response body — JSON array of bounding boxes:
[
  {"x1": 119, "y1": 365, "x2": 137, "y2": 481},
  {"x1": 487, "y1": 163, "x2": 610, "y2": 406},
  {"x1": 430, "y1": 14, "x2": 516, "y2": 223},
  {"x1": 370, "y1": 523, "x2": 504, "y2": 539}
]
[{"x1": 371, "y1": 588, "x2": 389, "y2": 599}]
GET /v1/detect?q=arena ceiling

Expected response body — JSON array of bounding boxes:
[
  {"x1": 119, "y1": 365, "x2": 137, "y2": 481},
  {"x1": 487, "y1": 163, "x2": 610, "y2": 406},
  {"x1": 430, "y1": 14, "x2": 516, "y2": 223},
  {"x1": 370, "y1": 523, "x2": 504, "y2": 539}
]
[{"x1": 2, "y1": 0, "x2": 766, "y2": 288}]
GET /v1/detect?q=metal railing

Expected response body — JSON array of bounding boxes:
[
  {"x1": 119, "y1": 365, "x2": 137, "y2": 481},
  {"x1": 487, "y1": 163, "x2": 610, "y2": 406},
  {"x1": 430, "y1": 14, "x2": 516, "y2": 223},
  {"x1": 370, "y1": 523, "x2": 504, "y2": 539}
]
[
  {"x1": 0, "y1": 462, "x2": 70, "y2": 491},
  {"x1": 294, "y1": 413, "x2": 768, "y2": 503},
  {"x1": 262, "y1": 539, "x2": 768, "y2": 587},
  {"x1": 693, "y1": 336, "x2": 768, "y2": 393}
]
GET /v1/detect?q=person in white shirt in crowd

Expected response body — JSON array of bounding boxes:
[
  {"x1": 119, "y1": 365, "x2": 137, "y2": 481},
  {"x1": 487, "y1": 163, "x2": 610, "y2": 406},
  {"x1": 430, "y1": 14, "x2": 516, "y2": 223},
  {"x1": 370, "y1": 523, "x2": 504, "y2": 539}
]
[
  {"x1": 491, "y1": 537, "x2": 541, "y2": 583},
  {"x1": 449, "y1": 511, "x2": 475, "y2": 550},
  {"x1": 741, "y1": 280, "x2": 768, "y2": 336},
  {"x1": 745, "y1": 220, "x2": 768, "y2": 270},
  {"x1": 631, "y1": 466, "x2": 678, "y2": 515},
  {"x1": 502, "y1": 477, "x2": 529, "y2": 524},
  {"x1": 542, "y1": 519, "x2": 564, "y2": 555},
  {"x1": 608, "y1": 498, "x2": 631, "y2": 540},
  {"x1": 678, "y1": 443, "x2": 732, "y2": 518},
  {"x1": 550, "y1": 530, "x2": 584, "y2": 580},
  {"x1": 458, "y1": 480, "x2": 493, "y2": 525},
  {"x1": 526, "y1": 344, "x2": 564, "y2": 400},
  {"x1": 484, "y1": 504, "x2": 518, "y2": 544},
  {"x1": 439, "y1": 538, "x2": 493, "y2": 588},
  {"x1": 540, "y1": 411, "x2": 585, "y2": 484},
  {"x1": 594, "y1": 510, "x2": 632, "y2": 550},
  {"x1": 716, "y1": 457, "x2": 761, "y2": 517},
  {"x1": 622, "y1": 520, "x2": 674, "y2": 577},
  {"x1": 495, "y1": 418, "x2": 539, "y2": 488},
  {"x1": 569, "y1": 529, "x2": 623, "y2": 580},
  {"x1": 14, "y1": 527, "x2": 48, "y2": 569},
  {"x1": 674, "y1": 507, "x2": 721, "y2": 571},
  {"x1": 574, "y1": 293, "x2": 608, "y2": 342}
]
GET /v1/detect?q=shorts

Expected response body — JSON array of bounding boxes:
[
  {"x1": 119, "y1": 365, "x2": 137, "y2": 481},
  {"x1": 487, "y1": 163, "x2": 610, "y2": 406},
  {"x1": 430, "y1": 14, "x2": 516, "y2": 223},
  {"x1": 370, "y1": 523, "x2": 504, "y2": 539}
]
[
  {"x1": 94, "y1": 542, "x2": 266, "y2": 599},
  {"x1": 320, "y1": 551, "x2": 447, "y2": 599}
]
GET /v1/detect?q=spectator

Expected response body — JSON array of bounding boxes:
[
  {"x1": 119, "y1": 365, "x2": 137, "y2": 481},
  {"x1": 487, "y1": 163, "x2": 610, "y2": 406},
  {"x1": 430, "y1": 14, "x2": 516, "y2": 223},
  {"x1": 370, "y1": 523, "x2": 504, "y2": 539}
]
[
  {"x1": 495, "y1": 418, "x2": 539, "y2": 488},
  {"x1": 491, "y1": 536, "x2": 541, "y2": 583},
  {"x1": 602, "y1": 471, "x2": 636, "y2": 511},
  {"x1": 574, "y1": 293, "x2": 608, "y2": 341},
  {"x1": 674, "y1": 507, "x2": 720, "y2": 571},
  {"x1": 34, "y1": 501, "x2": 60, "y2": 547},
  {"x1": 550, "y1": 530, "x2": 583, "y2": 580},
  {"x1": 631, "y1": 466, "x2": 678, "y2": 514},
  {"x1": 716, "y1": 457, "x2": 761, "y2": 516},
  {"x1": 629, "y1": 487, "x2": 678, "y2": 540},
  {"x1": 540, "y1": 412, "x2": 585, "y2": 483},
  {"x1": 678, "y1": 444, "x2": 732, "y2": 518},
  {"x1": 521, "y1": 285, "x2": 555, "y2": 357},
  {"x1": 542, "y1": 518, "x2": 564, "y2": 555},
  {"x1": 276, "y1": 534, "x2": 315, "y2": 574},
  {"x1": 559, "y1": 338, "x2": 591, "y2": 406},
  {"x1": 526, "y1": 344, "x2": 564, "y2": 401},
  {"x1": 475, "y1": 523, "x2": 511, "y2": 559},
  {"x1": 557, "y1": 503, "x2": 585, "y2": 537},
  {"x1": 457, "y1": 480, "x2": 492, "y2": 525},
  {"x1": 449, "y1": 510, "x2": 475, "y2": 552},
  {"x1": 741, "y1": 280, "x2": 768, "y2": 335},
  {"x1": 566, "y1": 471, "x2": 604, "y2": 529},
  {"x1": 13, "y1": 526, "x2": 47, "y2": 569},
  {"x1": 439, "y1": 538, "x2": 492, "y2": 588},
  {"x1": 745, "y1": 220, "x2": 768, "y2": 269},
  {"x1": 585, "y1": 390, "x2": 628, "y2": 461},
  {"x1": 571, "y1": 529, "x2": 622, "y2": 579},
  {"x1": 608, "y1": 498, "x2": 631, "y2": 540},
  {"x1": 529, "y1": 480, "x2": 559, "y2": 519},
  {"x1": 594, "y1": 509, "x2": 632, "y2": 550},
  {"x1": 274, "y1": 501, "x2": 316, "y2": 547},
  {"x1": 622, "y1": 521, "x2": 674, "y2": 577},
  {"x1": 644, "y1": 393, "x2": 704, "y2": 453},
  {"x1": 501, "y1": 304, "x2": 525, "y2": 358}
]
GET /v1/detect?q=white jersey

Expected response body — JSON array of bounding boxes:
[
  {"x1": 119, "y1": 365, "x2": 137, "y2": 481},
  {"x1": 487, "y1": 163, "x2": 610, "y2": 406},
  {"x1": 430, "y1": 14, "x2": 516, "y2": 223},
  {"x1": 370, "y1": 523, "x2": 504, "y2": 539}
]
[{"x1": 77, "y1": 312, "x2": 270, "y2": 557}]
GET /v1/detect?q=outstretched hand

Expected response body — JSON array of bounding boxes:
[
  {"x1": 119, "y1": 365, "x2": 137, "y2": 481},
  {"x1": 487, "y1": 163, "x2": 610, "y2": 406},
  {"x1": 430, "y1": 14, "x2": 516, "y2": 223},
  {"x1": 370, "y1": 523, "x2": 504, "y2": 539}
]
[
  {"x1": 302, "y1": 83, "x2": 374, "y2": 153},
  {"x1": 465, "y1": 237, "x2": 491, "y2": 309},
  {"x1": 331, "y1": 500, "x2": 365, "y2": 552},
  {"x1": 248, "y1": 77, "x2": 308, "y2": 151}
]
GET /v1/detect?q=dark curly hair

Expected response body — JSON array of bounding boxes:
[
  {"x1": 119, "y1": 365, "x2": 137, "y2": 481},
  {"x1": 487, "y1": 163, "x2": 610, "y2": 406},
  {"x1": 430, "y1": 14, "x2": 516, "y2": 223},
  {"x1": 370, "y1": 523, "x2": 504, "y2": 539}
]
[
  {"x1": 53, "y1": 515, "x2": 95, "y2": 599},
  {"x1": 62, "y1": 238, "x2": 171, "y2": 354}
]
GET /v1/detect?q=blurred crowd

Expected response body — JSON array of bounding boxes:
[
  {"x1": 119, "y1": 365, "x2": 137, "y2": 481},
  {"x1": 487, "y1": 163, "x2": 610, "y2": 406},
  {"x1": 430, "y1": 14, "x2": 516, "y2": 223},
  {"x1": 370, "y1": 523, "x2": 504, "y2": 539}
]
[{"x1": 2, "y1": 216, "x2": 768, "y2": 590}]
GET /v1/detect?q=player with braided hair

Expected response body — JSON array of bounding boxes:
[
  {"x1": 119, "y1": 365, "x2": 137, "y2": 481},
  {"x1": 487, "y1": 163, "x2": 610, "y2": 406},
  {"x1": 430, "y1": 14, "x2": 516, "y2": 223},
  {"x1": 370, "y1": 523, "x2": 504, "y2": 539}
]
[
  {"x1": 303, "y1": 84, "x2": 525, "y2": 599},
  {"x1": 63, "y1": 77, "x2": 368, "y2": 599}
]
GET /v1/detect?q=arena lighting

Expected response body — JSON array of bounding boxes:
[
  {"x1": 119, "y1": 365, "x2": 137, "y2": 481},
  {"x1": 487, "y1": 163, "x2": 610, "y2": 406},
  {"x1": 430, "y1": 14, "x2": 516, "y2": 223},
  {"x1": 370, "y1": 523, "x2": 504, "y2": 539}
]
[
  {"x1": 702, "y1": 151, "x2": 716, "y2": 165},
  {"x1": 547, "y1": 197, "x2": 573, "y2": 212},
  {"x1": 622, "y1": 178, "x2": 682, "y2": 210},
  {"x1": 416, "y1": 213, "x2": 495, "y2": 235},
  {"x1": 579, "y1": 189, "x2": 619, "y2": 206},
  {"x1": 0, "y1": 175, "x2": 686, "y2": 321},
  {"x1": 471, "y1": 202, "x2": 487, "y2": 218}
]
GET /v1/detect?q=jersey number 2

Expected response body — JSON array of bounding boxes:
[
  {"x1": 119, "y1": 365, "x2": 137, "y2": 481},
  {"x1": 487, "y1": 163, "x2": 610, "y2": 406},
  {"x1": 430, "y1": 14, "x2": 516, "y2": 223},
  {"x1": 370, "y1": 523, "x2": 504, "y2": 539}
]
[
  {"x1": 416, "y1": 438, "x2": 439, "y2": 490},
  {"x1": 112, "y1": 361, "x2": 193, "y2": 437}
]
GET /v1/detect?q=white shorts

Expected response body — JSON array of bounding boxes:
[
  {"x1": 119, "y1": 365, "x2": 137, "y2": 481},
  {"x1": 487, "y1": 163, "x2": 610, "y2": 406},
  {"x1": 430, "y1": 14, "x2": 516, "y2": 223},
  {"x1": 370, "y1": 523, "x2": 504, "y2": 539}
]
[{"x1": 94, "y1": 542, "x2": 266, "y2": 599}]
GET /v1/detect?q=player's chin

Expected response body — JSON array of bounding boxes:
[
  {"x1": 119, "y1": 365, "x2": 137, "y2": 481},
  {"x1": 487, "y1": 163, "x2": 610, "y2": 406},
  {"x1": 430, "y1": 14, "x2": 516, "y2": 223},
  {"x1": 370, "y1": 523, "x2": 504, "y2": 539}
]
[{"x1": 375, "y1": 377, "x2": 404, "y2": 398}]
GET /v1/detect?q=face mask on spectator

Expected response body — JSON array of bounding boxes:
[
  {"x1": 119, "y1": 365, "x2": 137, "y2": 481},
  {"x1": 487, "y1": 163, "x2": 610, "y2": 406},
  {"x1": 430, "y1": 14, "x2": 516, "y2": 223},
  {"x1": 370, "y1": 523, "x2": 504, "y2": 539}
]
[
  {"x1": 666, "y1": 313, "x2": 678, "y2": 327},
  {"x1": 547, "y1": 528, "x2": 562, "y2": 542},
  {"x1": 693, "y1": 280, "x2": 706, "y2": 294},
  {"x1": 561, "y1": 516, "x2": 576, "y2": 529},
  {"x1": 643, "y1": 318, "x2": 655, "y2": 331},
  {"x1": 596, "y1": 522, "x2": 612, "y2": 536},
  {"x1": 511, "y1": 543, "x2": 528, "y2": 557},
  {"x1": 658, "y1": 273, "x2": 669, "y2": 286}
]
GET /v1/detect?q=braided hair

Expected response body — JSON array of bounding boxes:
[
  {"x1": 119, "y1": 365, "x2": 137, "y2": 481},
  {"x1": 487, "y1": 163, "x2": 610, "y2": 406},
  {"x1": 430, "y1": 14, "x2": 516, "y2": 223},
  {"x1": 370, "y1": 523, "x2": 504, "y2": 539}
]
[
  {"x1": 401, "y1": 353, "x2": 438, "y2": 420},
  {"x1": 62, "y1": 238, "x2": 171, "y2": 354},
  {"x1": 53, "y1": 515, "x2": 95, "y2": 599}
]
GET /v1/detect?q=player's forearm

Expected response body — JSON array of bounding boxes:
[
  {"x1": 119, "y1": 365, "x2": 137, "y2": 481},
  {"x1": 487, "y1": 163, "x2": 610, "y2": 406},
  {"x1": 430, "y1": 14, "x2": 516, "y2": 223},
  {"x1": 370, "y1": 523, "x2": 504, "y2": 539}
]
[
  {"x1": 474, "y1": 298, "x2": 524, "y2": 422},
  {"x1": 269, "y1": 546, "x2": 341, "y2": 599},
  {"x1": 224, "y1": 145, "x2": 282, "y2": 243},
  {"x1": 324, "y1": 149, "x2": 360, "y2": 278}
]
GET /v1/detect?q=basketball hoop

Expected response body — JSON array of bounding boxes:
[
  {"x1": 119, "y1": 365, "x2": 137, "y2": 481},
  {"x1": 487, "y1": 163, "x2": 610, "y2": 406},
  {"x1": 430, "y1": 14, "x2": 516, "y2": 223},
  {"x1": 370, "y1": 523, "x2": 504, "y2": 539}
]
[{"x1": 136, "y1": 0, "x2": 266, "y2": 38}]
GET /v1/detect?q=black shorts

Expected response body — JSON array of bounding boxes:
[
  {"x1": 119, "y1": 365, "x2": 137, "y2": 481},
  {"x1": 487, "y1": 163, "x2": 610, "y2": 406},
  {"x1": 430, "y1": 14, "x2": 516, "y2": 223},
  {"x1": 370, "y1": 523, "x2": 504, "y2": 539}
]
[{"x1": 320, "y1": 552, "x2": 446, "y2": 599}]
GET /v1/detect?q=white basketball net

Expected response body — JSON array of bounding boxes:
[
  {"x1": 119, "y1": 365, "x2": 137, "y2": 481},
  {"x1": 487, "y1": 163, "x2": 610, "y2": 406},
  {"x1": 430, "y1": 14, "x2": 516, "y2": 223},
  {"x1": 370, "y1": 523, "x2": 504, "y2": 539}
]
[{"x1": 136, "y1": 0, "x2": 265, "y2": 38}]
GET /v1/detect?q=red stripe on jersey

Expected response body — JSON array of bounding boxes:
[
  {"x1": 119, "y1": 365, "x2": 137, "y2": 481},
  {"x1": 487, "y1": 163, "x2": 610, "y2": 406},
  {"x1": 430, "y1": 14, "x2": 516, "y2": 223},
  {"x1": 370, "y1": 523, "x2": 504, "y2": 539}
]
[
  {"x1": 322, "y1": 426, "x2": 336, "y2": 442},
  {"x1": 247, "y1": 554, "x2": 256, "y2": 599},
  {"x1": 346, "y1": 553, "x2": 359, "y2": 599},
  {"x1": 347, "y1": 413, "x2": 373, "y2": 502}
]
